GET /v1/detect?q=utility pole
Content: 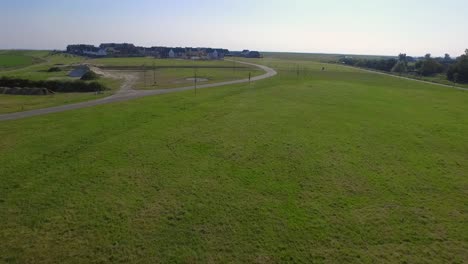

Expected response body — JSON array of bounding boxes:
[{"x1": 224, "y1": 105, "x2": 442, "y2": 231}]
[
  {"x1": 194, "y1": 67, "x2": 197, "y2": 96},
  {"x1": 143, "y1": 64, "x2": 147, "y2": 88},
  {"x1": 153, "y1": 62, "x2": 156, "y2": 86}
]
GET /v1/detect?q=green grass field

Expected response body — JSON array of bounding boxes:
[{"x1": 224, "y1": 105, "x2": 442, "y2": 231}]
[
  {"x1": 1, "y1": 57, "x2": 467, "y2": 263},
  {"x1": 0, "y1": 54, "x2": 35, "y2": 68},
  {"x1": 0, "y1": 50, "x2": 48, "y2": 68},
  {"x1": 90, "y1": 57, "x2": 263, "y2": 90},
  {"x1": 263, "y1": 52, "x2": 395, "y2": 62},
  {"x1": 0, "y1": 51, "x2": 123, "y2": 114},
  {"x1": 0, "y1": 53, "x2": 263, "y2": 113},
  {"x1": 89, "y1": 57, "x2": 236, "y2": 67},
  {"x1": 134, "y1": 67, "x2": 263, "y2": 90},
  {"x1": 0, "y1": 93, "x2": 108, "y2": 114}
]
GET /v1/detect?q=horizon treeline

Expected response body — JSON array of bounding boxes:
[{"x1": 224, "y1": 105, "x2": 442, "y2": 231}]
[{"x1": 340, "y1": 49, "x2": 468, "y2": 83}]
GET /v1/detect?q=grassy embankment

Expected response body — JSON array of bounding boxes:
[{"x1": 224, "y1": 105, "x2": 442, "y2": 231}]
[
  {"x1": 0, "y1": 57, "x2": 467, "y2": 263},
  {"x1": 89, "y1": 57, "x2": 263, "y2": 90},
  {"x1": 0, "y1": 51, "x2": 121, "y2": 114},
  {"x1": 263, "y1": 52, "x2": 468, "y2": 89}
]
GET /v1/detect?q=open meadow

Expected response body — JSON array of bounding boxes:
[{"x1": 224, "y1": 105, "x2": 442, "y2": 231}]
[
  {"x1": 0, "y1": 50, "x2": 48, "y2": 69},
  {"x1": 1, "y1": 55, "x2": 467, "y2": 263},
  {"x1": 0, "y1": 51, "x2": 121, "y2": 114},
  {"x1": 0, "y1": 52, "x2": 262, "y2": 114},
  {"x1": 89, "y1": 57, "x2": 262, "y2": 90}
]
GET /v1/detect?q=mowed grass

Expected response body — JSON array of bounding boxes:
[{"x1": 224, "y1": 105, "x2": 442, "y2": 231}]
[
  {"x1": 0, "y1": 54, "x2": 35, "y2": 68},
  {"x1": 263, "y1": 52, "x2": 394, "y2": 62},
  {"x1": 0, "y1": 59, "x2": 467, "y2": 263},
  {"x1": 0, "y1": 52, "x2": 83, "y2": 80},
  {"x1": 0, "y1": 85, "x2": 121, "y2": 114},
  {"x1": 0, "y1": 52, "x2": 124, "y2": 114},
  {"x1": 89, "y1": 57, "x2": 236, "y2": 67},
  {"x1": 0, "y1": 50, "x2": 49, "y2": 69},
  {"x1": 135, "y1": 67, "x2": 263, "y2": 90}
]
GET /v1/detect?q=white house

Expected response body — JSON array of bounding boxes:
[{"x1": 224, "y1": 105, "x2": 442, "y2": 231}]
[
  {"x1": 209, "y1": 50, "x2": 219, "y2": 60},
  {"x1": 83, "y1": 48, "x2": 107, "y2": 57},
  {"x1": 168, "y1": 49, "x2": 175, "y2": 58}
]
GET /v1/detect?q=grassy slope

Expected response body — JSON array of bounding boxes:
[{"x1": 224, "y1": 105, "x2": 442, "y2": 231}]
[
  {"x1": 0, "y1": 55, "x2": 35, "y2": 68},
  {"x1": 0, "y1": 52, "x2": 83, "y2": 80},
  {"x1": 0, "y1": 52, "x2": 122, "y2": 114},
  {"x1": 89, "y1": 57, "x2": 237, "y2": 67},
  {"x1": 262, "y1": 52, "x2": 395, "y2": 62},
  {"x1": 0, "y1": 92, "x2": 116, "y2": 114},
  {"x1": 262, "y1": 52, "x2": 468, "y2": 89},
  {"x1": 89, "y1": 57, "x2": 263, "y2": 90},
  {"x1": 135, "y1": 67, "x2": 263, "y2": 90},
  {"x1": 0, "y1": 59, "x2": 467, "y2": 263},
  {"x1": 0, "y1": 54, "x2": 259, "y2": 113},
  {"x1": 0, "y1": 50, "x2": 50, "y2": 68}
]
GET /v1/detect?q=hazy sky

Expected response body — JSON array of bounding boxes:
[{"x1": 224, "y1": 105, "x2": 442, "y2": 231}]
[{"x1": 1, "y1": 0, "x2": 467, "y2": 56}]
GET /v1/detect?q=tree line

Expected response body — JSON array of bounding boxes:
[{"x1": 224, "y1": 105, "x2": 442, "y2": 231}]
[{"x1": 340, "y1": 49, "x2": 468, "y2": 83}]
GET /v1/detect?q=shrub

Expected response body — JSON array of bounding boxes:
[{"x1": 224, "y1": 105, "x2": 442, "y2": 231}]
[
  {"x1": 0, "y1": 77, "x2": 107, "y2": 92},
  {"x1": 47, "y1": 67, "x2": 62, "y2": 72},
  {"x1": 447, "y1": 54, "x2": 468, "y2": 83},
  {"x1": 80, "y1": 71, "x2": 99, "y2": 80},
  {"x1": 391, "y1": 61, "x2": 407, "y2": 73},
  {"x1": 418, "y1": 59, "x2": 444, "y2": 76}
]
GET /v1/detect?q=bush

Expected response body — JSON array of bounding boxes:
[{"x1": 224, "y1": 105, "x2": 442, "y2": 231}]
[
  {"x1": 418, "y1": 59, "x2": 444, "y2": 76},
  {"x1": 0, "y1": 77, "x2": 107, "y2": 93},
  {"x1": 80, "y1": 71, "x2": 99, "y2": 80},
  {"x1": 339, "y1": 57, "x2": 397, "y2": 72},
  {"x1": 447, "y1": 54, "x2": 468, "y2": 83},
  {"x1": 47, "y1": 67, "x2": 62, "y2": 72},
  {"x1": 391, "y1": 61, "x2": 407, "y2": 73}
]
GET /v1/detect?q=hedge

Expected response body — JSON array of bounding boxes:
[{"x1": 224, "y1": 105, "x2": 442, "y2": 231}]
[{"x1": 0, "y1": 77, "x2": 107, "y2": 93}]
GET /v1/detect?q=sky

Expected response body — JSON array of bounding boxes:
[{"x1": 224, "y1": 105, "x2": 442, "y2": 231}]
[{"x1": 1, "y1": 0, "x2": 467, "y2": 56}]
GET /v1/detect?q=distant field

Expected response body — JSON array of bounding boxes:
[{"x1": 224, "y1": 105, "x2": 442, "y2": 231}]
[
  {"x1": 0, "y1": 52, "x2": 268, "y2": 113},
  {"x1": 0, "y1": 93, "x2": 108, "y2": 114},
  {"x1": 88, "y1": 57, "x2": 262, "y2": 90},
  {"x1": 262, "y1": 51, "x2": 395, "y2": 62},
  {"x1": 1, "y1": 57, "x2": 466, "y2": 263},
  {"x1": 0, "y1": 51, "x2": 83, "y2": 80},
  {"x1": 0, "y1": 51, "x2": 125, "y2": 114},
  {"x1": 89, "y1": 57, "x2": 236, "y2": 67},
  {"x1": 133, "y1": 65, "x2": 262, "y2": 90},
  {"x1": 0, "y1": 51, "x2": 44, "y2": 69}
]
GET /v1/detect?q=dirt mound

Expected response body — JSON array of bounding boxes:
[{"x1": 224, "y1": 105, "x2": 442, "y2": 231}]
[{"x1": 0, "y1": 87, "x2": 51, "y2": 95}]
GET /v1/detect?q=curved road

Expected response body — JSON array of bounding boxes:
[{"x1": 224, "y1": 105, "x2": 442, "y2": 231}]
[{"x1": 0, "y1": 61, "x2": 277, "y2": 121}]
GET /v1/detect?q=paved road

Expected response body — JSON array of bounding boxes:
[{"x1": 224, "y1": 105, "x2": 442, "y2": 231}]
[{"x1": 0, "y1": 60, "x2": 277, "y2": 121}]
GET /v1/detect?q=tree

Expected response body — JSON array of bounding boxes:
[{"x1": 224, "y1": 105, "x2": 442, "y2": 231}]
[
  {"x1": 465, "y1": 49, "x2": 468, "y2": 56},
  {"x1": 425, "y1": 53, "x2": 431, "y2": 59},
  {"x1": 398, "y1": 53, "x2": 408, "y2": 68},
  {"x1": 418, "y1": 58, "x2": 444, "y2": 76},
  {"x1": 392, "y1": 61, "x2": 407, "y2": 73},
  {"x1": 399, "y1": 53, "x2": 407, "y2": 62},
  {"x1": 447, "y1": 52, "x2": 468, "y2": 83}
]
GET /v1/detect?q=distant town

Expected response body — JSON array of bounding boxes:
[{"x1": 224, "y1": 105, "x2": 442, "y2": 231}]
[{"x1": 66, "y1": 43, "x2": 262, "y2": 60}]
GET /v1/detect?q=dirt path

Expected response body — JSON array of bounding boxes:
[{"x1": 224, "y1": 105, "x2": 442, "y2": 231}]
[{"x1": 0, "y1": 61, "x2": 277, "y2": 121}]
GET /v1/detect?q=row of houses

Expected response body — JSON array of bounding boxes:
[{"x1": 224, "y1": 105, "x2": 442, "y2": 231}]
[{"x1": 66, "y1": 43, "x2": 261, "y2": 60}]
